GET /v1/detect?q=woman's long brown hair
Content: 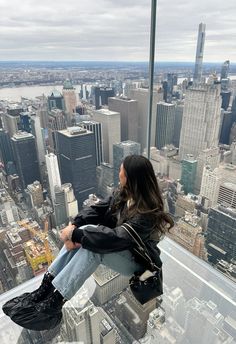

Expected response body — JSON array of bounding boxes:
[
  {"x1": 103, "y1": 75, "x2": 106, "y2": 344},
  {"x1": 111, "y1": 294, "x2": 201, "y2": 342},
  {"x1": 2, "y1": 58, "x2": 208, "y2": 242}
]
[{"x1": 119, "y1": 155, "x2": 174, "y2": 240}]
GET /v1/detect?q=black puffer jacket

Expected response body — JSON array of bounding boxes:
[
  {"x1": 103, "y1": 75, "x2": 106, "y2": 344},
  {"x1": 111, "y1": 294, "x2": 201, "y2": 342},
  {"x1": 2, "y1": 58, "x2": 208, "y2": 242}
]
[{"x1": 71, "y1": 194, "x2": 162, "y2": 269}]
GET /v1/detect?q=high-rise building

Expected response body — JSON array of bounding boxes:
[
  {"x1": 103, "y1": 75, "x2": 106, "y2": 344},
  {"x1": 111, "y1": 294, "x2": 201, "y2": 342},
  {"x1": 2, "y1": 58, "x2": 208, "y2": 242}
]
[
  {"x1": 217, "y1": 182, "x2": 236, "y2": 209},
  {"x1": 31, "y1": 113, "x2": 46, "y2": 167},
  {"x1": 219, "y1": 110, "x2": 234, "y2": 144},
  {"x1": 92, "y1": 108, "x2": 120, "y2": 164},
  {"x1": 45, "y1": 153, "x2": 61, "y2": 201},
  {"x1": 93, "y1": 86, "x2": 115, "y2": 110},
  {"x1": 195, "y1": 147, "x2": 220, "y2": 194},
  {"x1": 25, "y1": 181, "x2": 44, "y2": 208},
  {"x1": 172, "y1": 102, "x2": 184, "y2": 148},
  {"x1": 54, "y1": 185, "x2": 67, "y2": 227},
  {"x1": 63, "y1": 183, "x2": 78, "y2": 220},
  {"x1": 220, "y1": 91, "x2": 231, "y2": 110},
  {"x1": 48, "y1": 108, "x2": 67, "y2": 153},
  {"x1": 3, "y1": 111, "x2": 21, "y2": 138},
  {"x1": 96, "y1": 162, "x2": 114, "y2": 198},
  {"x1": 62, "y1": 299, "x2": 100, "y2": 344},
  {"x1": 19, "y1": 112, "x2": 31, "y2": 133},
  {"x1": 200, "y1": 163, "x2": 236, "y2": 206},
  {"x1": 62, "y1": 79, "x2": 77, "y2": 125},
  {"x1": 220, "y1": 60, "x2": 230, "y2": 80},
  {"x1": 193, "y1": 23, "x2": 206, "y2": 83},
  {"x1": 156, "y1": 102, "x2": 175, "y2": 149},
  {"x1": 128, "y1": 87, "x2": 163, "y2": 150},
  {"x1": 79, "y1": 120, "x2": 103, "y2": 165},
  {"x1": 181, "y1": 155, "x2": 197, "y2": 194},
  {"x1": 168, "y1": 213, "x2": 207, "y2": 259},
  {"x1": 115, "y1": 290, "x2": 156, "y2": 340},
  {"x1": 57, "y1": 127, "x2": 97, "y2": 208},
  {"x1": 113, "y1": 141, "x2": 141, "y2": 186},
  {"x1": 206, "y1": 205, "x2": 236, "y2": 264},
  {"x1": 0, "y1": 129, "x2": 14, "y2": 174},
  {"x1": 92, "y1": 265, "x2": 129, "y2": 305},
  {"x1": 108, "y1": 96, "x2": 138, "y2": 142},
  {"x1": 48, "y1": 89, "x2": 65, "y2": 111},
  {"x1": 37, "y1": 94, "x2": 49, "y2": 129},
  {"x1": 11, "y1": 132, "x2": 41, "y2": 189},
  {"x1": 179, "y1": 83, "x2": 221, "y2": 160}
]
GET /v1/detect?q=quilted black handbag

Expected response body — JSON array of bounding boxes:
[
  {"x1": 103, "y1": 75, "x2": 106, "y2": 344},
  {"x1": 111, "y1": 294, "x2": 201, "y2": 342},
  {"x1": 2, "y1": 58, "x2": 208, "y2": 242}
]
[{"x1": 121, "y1": 223, "x2": 163, "y2": 305}]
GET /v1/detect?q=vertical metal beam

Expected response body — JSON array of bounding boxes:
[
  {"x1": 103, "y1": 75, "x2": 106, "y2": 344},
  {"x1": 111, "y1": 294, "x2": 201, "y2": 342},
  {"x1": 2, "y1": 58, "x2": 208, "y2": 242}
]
[{"x1": 146, "y1": 0, "x2": 157, "y2": 159}]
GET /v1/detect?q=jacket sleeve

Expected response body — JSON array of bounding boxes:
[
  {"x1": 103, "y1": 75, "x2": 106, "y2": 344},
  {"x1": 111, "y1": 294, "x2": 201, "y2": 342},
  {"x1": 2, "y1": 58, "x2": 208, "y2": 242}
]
[
  {"x1": 71, "y1": 213, "x2": 155, "y2": 254},
  {"x1": 72, "y1": 195, "x2": 113, "y2": 228}
]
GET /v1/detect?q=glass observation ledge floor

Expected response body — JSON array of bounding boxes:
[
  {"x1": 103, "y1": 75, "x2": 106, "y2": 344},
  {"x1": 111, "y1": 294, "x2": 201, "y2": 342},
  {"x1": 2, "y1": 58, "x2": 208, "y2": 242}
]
[{"x1": 0, "y1": 238, "x2": 235, "y2": 344}]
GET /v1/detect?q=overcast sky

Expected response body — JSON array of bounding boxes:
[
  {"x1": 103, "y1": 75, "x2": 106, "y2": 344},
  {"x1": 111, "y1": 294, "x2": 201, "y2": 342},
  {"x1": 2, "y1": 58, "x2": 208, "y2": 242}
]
[{"x1": 0, "y1": 0, "x2": 235, "y2": 62}]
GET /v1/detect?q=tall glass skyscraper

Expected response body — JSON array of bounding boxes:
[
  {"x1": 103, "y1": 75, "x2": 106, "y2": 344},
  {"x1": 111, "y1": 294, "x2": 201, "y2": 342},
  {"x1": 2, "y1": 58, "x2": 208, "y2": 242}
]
[
  {"x1": 11, "y1": 132, "x2": 41, "y2": 189},
  {"x1": 56, "y1": 127, "x2": 97, "y2": 208}
]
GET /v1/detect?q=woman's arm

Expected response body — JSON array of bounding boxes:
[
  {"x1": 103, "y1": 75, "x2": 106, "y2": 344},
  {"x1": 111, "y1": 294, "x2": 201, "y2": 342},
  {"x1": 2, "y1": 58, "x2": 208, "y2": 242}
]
[
  {"x1": 71, "y1": 213, "x2": 155, "y2": 254},
  {"x1": 72, "y1": 195, "x2": 114, "y2": 227}
]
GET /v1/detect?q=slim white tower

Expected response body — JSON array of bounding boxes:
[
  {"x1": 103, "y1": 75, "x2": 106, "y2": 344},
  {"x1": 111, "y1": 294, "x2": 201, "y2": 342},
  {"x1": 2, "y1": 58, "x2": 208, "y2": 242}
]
[
  {"x1": 45, "y1": 153, "x2": 61, "y2": 201},
  {"x1": 193, "y1": 23, "x2": 206, "y2": 83}
]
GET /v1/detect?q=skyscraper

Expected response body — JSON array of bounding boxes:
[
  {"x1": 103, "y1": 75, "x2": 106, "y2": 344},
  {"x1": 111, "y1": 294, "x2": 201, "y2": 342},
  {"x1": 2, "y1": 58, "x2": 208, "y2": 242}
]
[
  {"x1": 155, "y1": 102, "x2": 175, "y2": 149},
  {"x1": 108, "y1": 96, "x2": 138, "y2": 142},
  {"x1": 31, "y1": 113, "x2": 46, "y2": 167},
  {"x1": 195, "y1": 147, "x2": 220, "y2": 194},
  {"x1": 56, "y1": 127, "x2": 97, "y2": 208},
  {"x1": 11, "y1": 132, "x2": 41, "y2": 189},
  {"x1": 172, "y1": 102, "x2": 184, "y2": 148},
  {"x1": 193, "y1": 23, "x2": 206, "y2": 83},
  {"x1": 79, "y1": 120, "x2": 103, "y2": 165},
  {"x1": 113, "y1": 141, "x2": 141, "y2": 186},
  {"x1": 45, "y1": 153, "x2": 61, "y2": 201},
  {"x1": 48, "y1": 89, "x2": 65, "y2": 111},
  {"x1": 181, "y1": 155, "x2": 197, "y2": 194},
  {"x1": 62, "y1": 300, "x2": 100, "y2": 344},
  {"x1": 93, "y1": 86, "x2": 115, "y2": 110},
  {"x1": 206, "y1": 205, "x2": 236, "y2": 264},
  {"x1": 0, "y1": 129, "x2": 14, "y2": 174},
  {"x1": 62, "y1": 79, "x2": 77, "y2": 125},
  {"x1": 54, "y1": 185, "x2": 68, "y2": 227},
  {"x1": 200, "y1": 163, "x2": 236, "y2": 206},
  {"x1": 128, "y1": 87, "x2": 163, "y2": 150},
  {"x1": 48, "y1": 108, "x2": 66, "y2": 153},
  {"x1": 179, "y1": 83, "x2": 221, "y2": 160},
  {"x1": 220, "y1": 60, "x2": 230, "y2": 80},
  {"x1": 92, "y1": 108, "x2": 120, "y2": 164},
  {"x1": 96, "y1": 162, "x2": 114, "y2": 198},
  {"x1": 92, "y1": 265, "x2": 129, "y2": 305}
]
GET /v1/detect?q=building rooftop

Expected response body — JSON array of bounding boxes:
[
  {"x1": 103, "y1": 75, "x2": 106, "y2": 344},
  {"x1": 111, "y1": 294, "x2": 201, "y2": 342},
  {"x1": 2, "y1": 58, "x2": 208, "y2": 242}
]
[{"x1": 0, "y1": 238, "x2": 235, "y2": 343}]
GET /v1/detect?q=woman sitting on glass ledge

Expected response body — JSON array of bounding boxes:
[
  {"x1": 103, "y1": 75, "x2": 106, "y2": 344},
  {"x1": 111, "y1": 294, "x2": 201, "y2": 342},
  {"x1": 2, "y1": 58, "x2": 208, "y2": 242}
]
[{"x1": 3, "y1": 154, "x2": 174, "y2": 330}]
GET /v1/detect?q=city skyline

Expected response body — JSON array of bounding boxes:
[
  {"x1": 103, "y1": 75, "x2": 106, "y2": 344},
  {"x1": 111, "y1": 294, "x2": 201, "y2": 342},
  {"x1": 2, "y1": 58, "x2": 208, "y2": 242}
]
[{"x1": 0, "y1": 0, "x2": 236, "y2": 62}]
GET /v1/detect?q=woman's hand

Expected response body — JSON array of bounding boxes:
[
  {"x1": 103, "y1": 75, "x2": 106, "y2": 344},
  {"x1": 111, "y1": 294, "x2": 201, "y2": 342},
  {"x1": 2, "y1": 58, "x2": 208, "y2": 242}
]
[
  {"x1": 60, "y1": 222, "x2": 81, "y2": 250},
  {"x1": 64, "y1": 240, "x2": 81, "y2": 251}
]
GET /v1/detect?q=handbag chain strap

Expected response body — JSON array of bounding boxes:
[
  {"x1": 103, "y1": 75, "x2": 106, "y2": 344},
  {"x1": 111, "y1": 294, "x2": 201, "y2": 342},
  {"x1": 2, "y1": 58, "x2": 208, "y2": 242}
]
[{"x1": 121, "y1": 222, "x2": 161, "y2": 271}]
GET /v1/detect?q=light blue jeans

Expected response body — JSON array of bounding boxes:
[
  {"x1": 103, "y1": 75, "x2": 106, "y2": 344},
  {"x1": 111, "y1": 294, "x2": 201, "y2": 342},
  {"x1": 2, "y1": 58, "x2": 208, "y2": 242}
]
[{"x1": 48, "y1": 227, "x2": 141, "y2": 300}]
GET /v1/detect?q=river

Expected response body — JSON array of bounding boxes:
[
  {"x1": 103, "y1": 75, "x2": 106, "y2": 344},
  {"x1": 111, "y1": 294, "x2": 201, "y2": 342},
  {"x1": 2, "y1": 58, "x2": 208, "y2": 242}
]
[
  {"x1": 0, "y1": 75, "x2": 235, "y2": 102},
  {"x1": 0, "y1": 84, "x2": 90, "y2": 102}
]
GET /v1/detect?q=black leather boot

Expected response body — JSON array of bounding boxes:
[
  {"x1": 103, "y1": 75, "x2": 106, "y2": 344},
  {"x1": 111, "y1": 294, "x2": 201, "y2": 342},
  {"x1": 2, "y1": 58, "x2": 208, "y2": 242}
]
[
  {"x1": 36, "y1": 289, "x2": 66, "y2": 315},
  {"x1": 28, "y1": 272, "x2": 55, "y2": 303},
  {"x1": 2, "y1": 272, "x2": 55, "y2": 317}
]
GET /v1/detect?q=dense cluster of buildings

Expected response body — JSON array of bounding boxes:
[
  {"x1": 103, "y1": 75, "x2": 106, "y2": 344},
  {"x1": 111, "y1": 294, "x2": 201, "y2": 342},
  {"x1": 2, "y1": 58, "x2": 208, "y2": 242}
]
[{"x1": 0, "y1": 23, "x2": 235, "y2": 343}]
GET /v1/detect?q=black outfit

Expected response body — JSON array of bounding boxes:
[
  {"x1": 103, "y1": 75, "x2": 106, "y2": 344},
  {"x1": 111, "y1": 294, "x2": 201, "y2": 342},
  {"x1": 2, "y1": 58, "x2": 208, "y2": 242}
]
[{"x1": 71, "y1": 192, "x2": 162, "y2": 270}]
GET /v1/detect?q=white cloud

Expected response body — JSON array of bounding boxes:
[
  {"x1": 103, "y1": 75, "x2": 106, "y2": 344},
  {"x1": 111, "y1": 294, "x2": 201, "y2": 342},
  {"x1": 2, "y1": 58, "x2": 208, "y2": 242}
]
[{"x1": 0, "y1": 0, "x2": 235, "y2": 62}]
